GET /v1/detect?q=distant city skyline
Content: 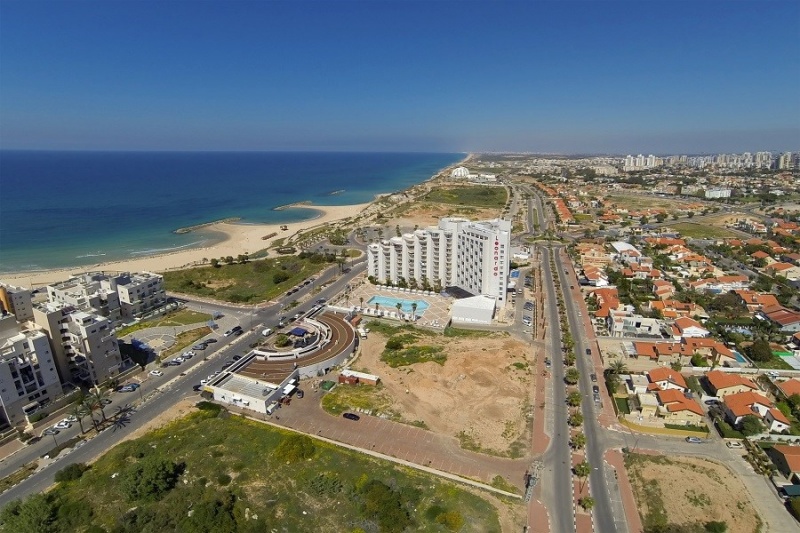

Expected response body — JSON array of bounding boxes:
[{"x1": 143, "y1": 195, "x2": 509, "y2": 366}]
[{"x1": 0, "y1": 1, "x2": 798, "y2": 154}]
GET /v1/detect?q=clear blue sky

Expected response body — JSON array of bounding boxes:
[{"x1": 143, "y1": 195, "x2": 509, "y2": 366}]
[{"x1": 1, "y1": 0, "x2": 798, "y2": 154}]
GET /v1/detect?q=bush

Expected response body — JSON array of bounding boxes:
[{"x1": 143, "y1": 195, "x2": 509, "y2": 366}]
[
  {"x1": 273, "y1": 434, "x2": 316, "y2": 463},
  {"x1": 385, "y1": 337, "x2": 404, "y2": 351},
  {"x1": 196, "y1": 401, "x2": 224, "y2": 414},
  {"x1": 54, "y1": 463, "x2": 88, "y2": 483},
  {"x1": 217, "y1": 473, "x2": 232, "y2": 486},
  {"x1": 274, "y1": 334, "x2": 291, "y2": 348},
  {"x1": 28, "y1": 412, "x2": 46, "y2": 423},
  {"x1": 435, "y1": 510, "x2": 465, "y2": 531},
  {"x1": 121, "y1": 457, "x2": 181, "y2": 502},
  {"x1": 272, "y1": 271, "x2": 291, "y2": 284}
]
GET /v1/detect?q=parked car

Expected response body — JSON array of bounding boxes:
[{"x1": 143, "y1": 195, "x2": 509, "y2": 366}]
[
  {"x1": 685, "y1": 436, "x2": 703, "y2": 444},
  {"x1": 223, "y1": 329, "x2": 234, "y2": 337},
  {"x1": 590, "y1": 373, "x2": 597, "y2": 382},
  {"x1": 704, "y1": 399, "x2": 720, "y2": 405},
  {"x1": 221, "y1": 361, "x2": 233, "y2": 369},
  {"x1": 43, "y1": 428, "x2": 60, "y2": 436},
  {"x1": 192, "y1": 344, "x2": 206, "y2": 350},
  {"x1": 192, "y1": 384, "x2": 202, "y2": 392},
  {"x1": 342, "y1": 412, "x2": 360, "y2": 421},
  {"x1": 726, "y1": 440, "x2": 743, "y2": 448},
  {"x1": 232, "y1": 355, "x2": 242, "y2": 361},
  {"x1": 205, "y1": 338, "x2": 218, "y2": 344},
  {"x1": 592, "y1": 385, "x2": 600, "y2": 394},
  {"x1": 64, "y1": 415, "x2": 78, "y2": 423},
  {"x1": 296, "y1": 389, "x2": 304, "y2": 399},
  {"x1": 585, "y1": 348, "x2": 591, "y2": 355},
  {"x1": 54, "y1": 421, "x2": 71, "y2": 430},
  {"x1": 149, "y1": 370, "x2": 164, "y2": 377}
]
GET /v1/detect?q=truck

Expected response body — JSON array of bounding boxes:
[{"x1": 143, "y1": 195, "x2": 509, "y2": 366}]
[
  {"x1": 357, "y1": 327, "x2": 368, "y2": 339},
  {"x1": 261, "y1": 327, "x2": 274, "y2": 337}
]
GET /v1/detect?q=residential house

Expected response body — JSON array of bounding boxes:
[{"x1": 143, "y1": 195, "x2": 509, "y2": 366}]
[
  {"x1": 655, "y1": 389, "x2": 705, "y2": 425},
  {"x1": 705, "y1": 370, "x2": 758, "y2": 397},
  {"x1": 766, "y1": 263, "x2": 800, "y2": 280},
  {"x1": 671, "y1": 317, "x2": 710, "y2": 339},
  {"x1": 759, "y1": 306, "x2": 800, "y2": 333},
  {"x1": 777, "y1": 378, "x2": 800, "y2": 400},
  {"x1": 722, "y1": 391, "x2": 791, "y2": 433},
  {"x1": 688, "y1": 275, "x2": 750, "y2": 293},
  {"x1": 647, "y1": 367, "x2": 689, "y2": 392},
  {"x1": 767, "y1": 445, "x2": 800, "y2": 483},
  {"x1": 733, "y1": 290, "x2": 781, "y2": 315},
  {"x1": 652, "y1": 280, "x2": 675, "y2": 300}
]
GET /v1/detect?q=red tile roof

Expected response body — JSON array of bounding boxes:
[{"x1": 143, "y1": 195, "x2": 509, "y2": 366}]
[{"x1": 705, "y1": 370, "x2": 757, "y2": 393}]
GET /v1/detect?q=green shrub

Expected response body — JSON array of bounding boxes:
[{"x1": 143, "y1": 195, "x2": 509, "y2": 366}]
[
  {"x1": 789, "y1": 497, "x2": 800, "y2": 521},
  {"x1": 121, "y1": 457, "x2": 181, "y2": 502},
  {"x1": 217, "y1": 473, "x2": 232, "y2": 486},
  {"x1": 28, "y1": 412, "x2": 46, "y2": 423},
  {"x1": 54, "y1": 462, "x2": 88, "y2": 483},
  {"x1": 436, "y1": 510, "x2": 465, "y2": 531},
  {"x1": 273, "y1": 434, "x2": 316, "y2": 463}
]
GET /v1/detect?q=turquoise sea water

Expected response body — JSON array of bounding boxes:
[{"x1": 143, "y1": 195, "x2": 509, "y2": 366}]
[{"x1": 0, "y1": 151, "x2": 462, "y2": 273}]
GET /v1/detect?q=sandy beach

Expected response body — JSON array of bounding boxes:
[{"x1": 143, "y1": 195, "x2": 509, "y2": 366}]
[{"x1": 1, "y1": 202, "x2": 370, "y2": 288}]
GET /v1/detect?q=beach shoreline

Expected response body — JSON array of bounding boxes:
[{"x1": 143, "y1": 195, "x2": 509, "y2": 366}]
[{"x1": 0, "y1": 153, "x2": 471, "y2": 288}]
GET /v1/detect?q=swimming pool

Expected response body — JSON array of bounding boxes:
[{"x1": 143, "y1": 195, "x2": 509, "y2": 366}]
[
  {"x1": 732, "y1": 350, "x2": 748, "y2": 364},
  {"x1": 367, "y1": 295, "x2": 429, "y2": 314}
]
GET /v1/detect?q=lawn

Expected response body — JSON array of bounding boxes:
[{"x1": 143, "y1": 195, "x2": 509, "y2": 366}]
[
  {"x1": 320, "y1": 383, "x2": 397, "y2": 418},
  {"x1": 160, "y1": 327, "x2": 212, "y2": 358},
  {"x1": 162, "y1": 252, "x2": 339, "y2": 303},
  {"x1": 117, "y1": 309, "x2": 212, "y2": 337},
  {"x1": 614, "y1": 397, "x2": 631, "y2": 415},
  {"x1": 3, "y1": 404, "x2": 502, "y2": 532},
  {"x1": 670, "y1": 223, "x2": 741, "y2": 239},
  {"x1": 422, "y1": 185, "x2": 508, "y2": 208}
]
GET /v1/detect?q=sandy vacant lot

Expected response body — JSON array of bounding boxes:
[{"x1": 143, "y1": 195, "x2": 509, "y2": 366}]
[
  {"x1": 626, "y1": 453, "x2": 762, "y2": 532},
  {"x1": 355, "y1": 329, "x2": 532, "y2": 455}
]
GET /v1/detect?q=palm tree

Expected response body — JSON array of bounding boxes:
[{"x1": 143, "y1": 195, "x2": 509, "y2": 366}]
[
  {"x1": 579, "y1": 496, "x2": 595, "y2": 511},
  {"x1": 395, "y1": 302, "x2": 402, "y2": 318},
  {"x1": 359, "y1": 296, "x2": 364, "y2": 309},
  {"x1": 374, "y1": 302, "x2": 380, "y2": 315},
  {"x1": 85, "y1": 389, "x2": 110, "y2": 424},
  {"x1": 70, "y1": 403, "x2": 90, "y2": 434},
  {"x1": 574, "y1": 460, "x2": 591, "y2": 492},
  {"x1": 571, "y1": 432, "x2": 586, "y2": 450},
  {"x1": 411, "y1": 302, "x2": 418, "y2": 321},
  {"x1": 609, "y1": 359, "x2": 628, "y2": 375}
]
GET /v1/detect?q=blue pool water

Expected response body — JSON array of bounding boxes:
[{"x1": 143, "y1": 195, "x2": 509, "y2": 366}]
[
  {"x1": 732, "y1": 350, "x2": 748, "y2": 363},
  {"x1": 367, "y1": 296, "x2": 429, "y2": 314}
]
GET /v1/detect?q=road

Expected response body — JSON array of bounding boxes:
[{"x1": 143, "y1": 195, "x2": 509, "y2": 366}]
[
  {"x1": 537, "y1": 246, "x2": 575, "y2": 533},
  {"x1": 553, "y1": 245, "x2": 618, "y2": 533},
  {"x1": 0, "y1": 259, "x2": 366, "y2": 506}
]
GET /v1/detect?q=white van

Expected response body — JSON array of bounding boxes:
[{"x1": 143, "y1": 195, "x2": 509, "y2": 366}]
[
  {"x1": 357, "y1": 327, "x2": 367, "y2": 339},
  {"x1": 265, "y1": 402, "x2": 278, "y2": 415},
  {"x1": 262, "y1": 327, "x2": 274, "y2": 337}
]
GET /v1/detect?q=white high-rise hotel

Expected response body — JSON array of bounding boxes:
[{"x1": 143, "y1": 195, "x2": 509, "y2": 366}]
[{"x1": 367, "y1": 218, "x2": 512, "y2": 307}]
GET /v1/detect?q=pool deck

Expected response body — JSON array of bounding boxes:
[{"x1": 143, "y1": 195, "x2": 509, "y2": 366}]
[{"x1": 336, "y1": 277, "x2": 454, "y2": 329}]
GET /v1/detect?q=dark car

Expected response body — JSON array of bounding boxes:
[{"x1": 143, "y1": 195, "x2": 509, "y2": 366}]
[
  {"x1": 296, "y1": 389, "x2": 304, "y2": 399},
  {"x1": 192, "y1": 384, "x2": 202, "y2": 392},
  {"x1": 221, "y1": 361, "x2": 233, "y2": 369},
  {"x1": 232, "y1": 355, "x2": 242, "y2": 361},
  {"x1": 342, "y1": 412, "x2": 360, "y2": 421},
  {"x1": 205, "y1": 338, "x2": 218, "y2": 344},
  {"x1": 590, "y1": 373, "x2": 597, "y2": 382},
  {"x1": 592, "y1": 385, "x2": 600, "y2": 394},
  {"x1": 585, "y1": 348, "x2": 591, "y2": 355},
  {"x1": 192, "y1": 343, "x2": 206, "y2": 350},
  {"x1": 234, "y1": 330, "x2": 243, "y2": 336},
  {"x1": 704, "y1": 399, "x2": 720, "y2": 405}
]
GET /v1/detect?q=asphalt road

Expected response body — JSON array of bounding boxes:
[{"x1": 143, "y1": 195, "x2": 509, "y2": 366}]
[
  {"x1": 538, "y1": 246, "x2": 576, "y2": 533},
  {"x1": 553, "y1": 245, "x2": 618, "y2": 533},
  {"x1": 0, "y1": 260, "x2": 366, "y2": 507}
]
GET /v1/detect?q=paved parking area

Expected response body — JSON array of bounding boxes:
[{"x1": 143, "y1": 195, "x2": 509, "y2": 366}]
[{"x1": 274, "y1": 387, "x2": 529, "y2": 490}]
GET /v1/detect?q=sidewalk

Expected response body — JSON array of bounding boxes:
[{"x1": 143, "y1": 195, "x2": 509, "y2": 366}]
[{"x1": 605, "y1": 449, "x2": 643, "y2": 533}]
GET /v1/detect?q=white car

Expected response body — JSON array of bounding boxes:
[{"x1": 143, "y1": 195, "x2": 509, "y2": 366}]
[
  {"x1": 184, "y1": 350, "x2": 195, "y2": 357},
  {"x1": 726, "y1": 441, "x2": 743, "y2": 449},
  {"x1": 149, "y1": 370, "x2": 164, "y2": 377},
  {"x1": 54, "y1": 421, "x2": 71, "y2": 430},
  {"x1": 200, "y1": 379, "x2": 209, "y2": 385},
  {"x1": 64, "y1": 415, "x2": 78, "y2": 423}
]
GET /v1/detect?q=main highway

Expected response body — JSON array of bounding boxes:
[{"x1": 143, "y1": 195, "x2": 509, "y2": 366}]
[{"x1": 0, "y1": 257, "x2": 365, "y2": 507}]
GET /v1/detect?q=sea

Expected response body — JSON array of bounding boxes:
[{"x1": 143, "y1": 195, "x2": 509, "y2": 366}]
[{"x1": 0, "y1": 151, "x2": 463, "y2": 273}]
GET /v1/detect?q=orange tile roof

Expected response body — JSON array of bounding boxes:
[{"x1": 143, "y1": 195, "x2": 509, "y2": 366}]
[
  {"x1": 778, "y1": 379, "x2": 800, "y2": 398},
  {"x1": 648, "y1": 367, "x2": 688, "y2": 389},
  {"x1": 705, "y1": 370, "x2": 757, "y2": 393},
  {"x1": 723, "y1": 391, "x2": 773, "y2": 418},
  {"x1": 655, "y1": 389, "x2": 704, "y2": 416},
  {"x1": 772, "y1": 445, "x2": 800, "y2": 472}
]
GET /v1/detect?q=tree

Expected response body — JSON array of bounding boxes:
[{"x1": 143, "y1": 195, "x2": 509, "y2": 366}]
[
  {"x1": 788, "y1": 393, "x2": 800, "y2": 412},
  {"x1": 748, "y1": 338, "x2": 773, "y2": 363},
  {"x1": 54, "y1": 463, "x2": 88, "y2": 483},
  {"x1": 574, "y1": 460, "x2": 591, "y2": 491},
  {"x1": 564, "y1": 368, "x2": 580, "y2": 385},
  {"x1": 70, "y1": 402, "x2": 89, "y2": 434},
  {"x1": 210, "y1": 258, "x2": 220, "y2": 268},
  {"x1": 568, "y1": 412, "x2": 584, "y2": 427},
  {"x1": 687, "y1": 211, "x2": 695, "y2": 218},
  {"x1": 274, "y1": 334, "x2": 291, "y2": 348},
  {"x1": 739, "y1": 414, "x2": 764, "y2": 436},
  {"x1": 385, "y1": 337, "x2": 404, "y2": 351},
  {"x1": 571, "y1": 432, "x2": 586, "y2": 450},
  {"x1": 705, "y1": 521, "x2": 728, "y2": 532},
  {"x1": 579, "y1": 496, "x2": 595, "y2": 511},
  {"x1": 121, "y1": 457, "x2": 181, "y2": 502},
  {"x1": 411, "y1": 302, "x2": 418, "y2": 321},
  {"x1": 608, "y1": 359, "x2": 628, "y2": 375},
  {"x1": 359, "y1": 296, "x2": 364, "y2": 309},
  {"x1": 395, "y1": 302, "x2": 402, "y2": 316},
  {"x1": 224, "y1": 256, "x2": 234, "y2": 264},
  {"x1": 567, "y1": 391, "x2": 583, "y2": 407},
  {"x1": 0, "y1": 494, "x2": 56, "y2": 533}
]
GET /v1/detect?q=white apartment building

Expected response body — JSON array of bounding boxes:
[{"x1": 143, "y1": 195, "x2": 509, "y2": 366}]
[
  {"x1": 0, "y1": 283, "x2": 34, "y2": 322},
  {"x1": 48, "y1": 273, "x2": 122, "y2": 325},
  {"x1": 33, "y1": 303, "x2": 122, "y2": 387},
  {"x1": 111, "y1": 272, "x2": 167, "y2": 319},
  {"x1": 705, "y1": 188, "x2": 732, "y2": 199},
  {"x1": 779, "y1": 151, "x2": 794, "y2": 170},
  {"x1": 0, "y1": 314, "x2": 63, "y2": 427},
  {"x1": 46, "y1": 271, "x2": 166, "y2": 322},
  {"x1": 367, "y1": 218, "x2": 511, "y2": 307}
]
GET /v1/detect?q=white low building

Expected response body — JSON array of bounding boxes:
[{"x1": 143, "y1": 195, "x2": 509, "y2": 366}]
[{"x1": 450, "y1": 295, "x2": 496, "y2": 325}]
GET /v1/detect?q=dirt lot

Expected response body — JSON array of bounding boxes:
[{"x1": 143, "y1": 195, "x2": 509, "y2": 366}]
[
  {"x1": 353, "y1": 329, "x2": 532, "y2": 455},
  {"x1": 626, "y1": 453, "x2": 762, "y2": 532}
]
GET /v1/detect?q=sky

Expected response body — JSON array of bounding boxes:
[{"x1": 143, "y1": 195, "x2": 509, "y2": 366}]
[{"x1": 0, "y1": 0, "x2": 798, "y2": 154}]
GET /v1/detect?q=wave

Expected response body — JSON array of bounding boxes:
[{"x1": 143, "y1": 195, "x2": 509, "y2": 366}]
[
  {"x1": 75, "y1": 252, "x2": 107, "y2": 258},
  {"x1": 328, "y1": 189, "x2": 345, "y2": 195},
  {"x1": 128, "y1": 240, "x2": 207, "y2": 256}
]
